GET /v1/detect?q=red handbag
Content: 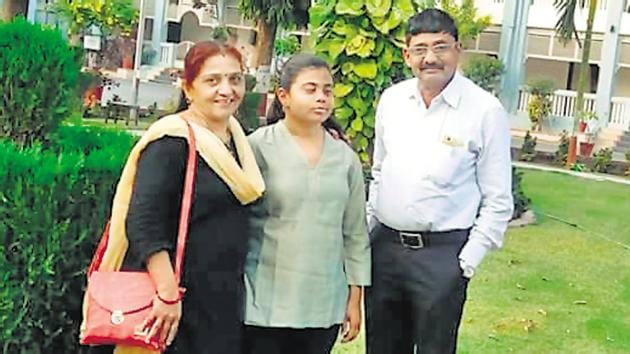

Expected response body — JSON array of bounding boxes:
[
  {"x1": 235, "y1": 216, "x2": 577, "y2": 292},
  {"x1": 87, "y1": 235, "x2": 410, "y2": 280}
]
[{"x1": 81, "y1": 121, "x2": 197, "y2": 351}]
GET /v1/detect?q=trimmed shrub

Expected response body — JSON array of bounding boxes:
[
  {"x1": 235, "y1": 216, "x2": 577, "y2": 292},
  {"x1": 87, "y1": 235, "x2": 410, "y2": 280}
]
[
  {"x1": 462, "y1": 54, "x2": 504, "y2": 94},
  {"x1": 591, "y1": 147, "x2": 613, "y2": 173},
  {"x1": 0, "y1": 126, "x2": 136, "y2": 353},
  {"x1": 512, "y1": 167, "x2": 531, "y2": 220},
  {"x1": 519, "y1": 131, "x2": 537, "y2": 162},
  {"x1": 0, "y1": 18, "x2": 82, "y2": 147}
]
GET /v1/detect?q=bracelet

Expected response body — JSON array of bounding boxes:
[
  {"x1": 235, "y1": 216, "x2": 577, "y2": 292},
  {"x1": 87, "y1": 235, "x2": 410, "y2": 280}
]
[{"x1": 156, "y1": 289, "x2": 185, "y2": 305}]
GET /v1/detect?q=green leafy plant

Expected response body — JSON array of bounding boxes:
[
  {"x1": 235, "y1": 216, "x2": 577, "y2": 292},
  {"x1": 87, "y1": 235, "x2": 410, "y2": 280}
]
[
  {"x1": 591, "y1": 147, "x2": 613, "y2": 173},
  {"x1": 53, "y1": 0, "x2": 139, "y2": 37},
  {"x1": 462, "y1": 55, "x2": 504, "y2": 94},
  {"x1": 625, "y1": 152, "x2": 630, "y2": 176},
  {"x1": 577, "y1": 110, "x2": 597, "y2": 123},
  {"x1": 0, "y1": 18, "x2": 82, "y2": 148},
  {"x1": 554, "y1": 130, "x2": 570, "y2": 165},
  {"x1": 0, "y1": 126, "x2": 136, "y2": 353},
  {"x1": 570, "y1": 162, "x2": 586, "y2": 172},
  {"x1": 519, "y1": 130, "x2": 537, "y2": 162},
  {"x1": 235, "y1": 75, "x2": 263, "y2": 133},
  {"x1": 274, "y1": 35, "x2": 302, "y2": 57},
  {"x1": 526, "y1": 78, "x2": 555, "y2": 132},
  {"x1": 310, "y1": 0, "x2": 490, "y2": 162}
]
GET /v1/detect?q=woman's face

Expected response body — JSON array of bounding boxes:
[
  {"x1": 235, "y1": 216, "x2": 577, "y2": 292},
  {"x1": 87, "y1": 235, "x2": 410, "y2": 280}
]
[
  {"x1": 278, "y1": 67, "x2": 334, "y2": 125},
  {"x1": 184, "y1": 54, "x2": 245, "y2": 121}
]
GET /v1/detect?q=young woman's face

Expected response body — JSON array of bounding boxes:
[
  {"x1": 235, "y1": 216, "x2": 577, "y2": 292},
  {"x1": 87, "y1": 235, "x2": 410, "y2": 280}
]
[
  {"x1": 184, "y1": 54, "x2": 245, "y2": 120},
  {"x1": 279, "y1": 67, "x2": 334, "y2": 125}
]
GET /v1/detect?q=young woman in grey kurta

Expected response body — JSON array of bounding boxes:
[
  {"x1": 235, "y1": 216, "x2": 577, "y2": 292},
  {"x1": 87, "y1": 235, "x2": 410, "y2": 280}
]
[{"x1": 242, "y1": 54, "x2": 371, "y2": 354}]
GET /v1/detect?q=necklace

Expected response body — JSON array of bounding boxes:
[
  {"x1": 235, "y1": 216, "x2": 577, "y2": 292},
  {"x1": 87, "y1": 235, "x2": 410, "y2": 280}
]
[{"x1": 184, "y1": 111, "x2": 231, "y2": 145}]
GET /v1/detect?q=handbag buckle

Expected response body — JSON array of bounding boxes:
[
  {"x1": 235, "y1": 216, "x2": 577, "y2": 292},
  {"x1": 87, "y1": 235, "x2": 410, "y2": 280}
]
[{"x1": 111, "y1": 310, "x2": 125, "y2": 325}]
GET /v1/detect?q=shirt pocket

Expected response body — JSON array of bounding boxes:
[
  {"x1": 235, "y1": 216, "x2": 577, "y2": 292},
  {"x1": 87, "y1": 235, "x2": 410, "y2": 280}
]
[{"x1": 427, "y1": 140, "x2": 476, "y2": 188}]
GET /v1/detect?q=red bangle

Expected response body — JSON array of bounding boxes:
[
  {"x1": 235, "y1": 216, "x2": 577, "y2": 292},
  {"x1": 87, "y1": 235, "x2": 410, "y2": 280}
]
[{"x1": 156, "y1": 289, "x2": 185, "y2": 305}]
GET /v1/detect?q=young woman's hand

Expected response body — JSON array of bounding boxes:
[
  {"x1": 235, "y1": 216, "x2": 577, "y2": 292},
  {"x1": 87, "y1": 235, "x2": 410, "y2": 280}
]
[{"x1": 341, "y1": 286, "x2": 362, "y2": 343}]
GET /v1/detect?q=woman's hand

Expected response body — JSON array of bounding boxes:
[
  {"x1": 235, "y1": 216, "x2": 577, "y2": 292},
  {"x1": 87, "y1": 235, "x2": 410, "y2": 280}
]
[
  {"x1": 142, "y1": 289, "x2": 182, "y2": 347},
  {"x1": 143, "y1": 251, "x2": 182, "y2": 347},
  {"x1": 341, "y1": 286, "x2": 362, "y2": 343}
]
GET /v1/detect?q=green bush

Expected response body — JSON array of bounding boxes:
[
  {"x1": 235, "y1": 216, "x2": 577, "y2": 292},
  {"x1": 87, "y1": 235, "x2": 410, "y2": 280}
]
[
  {"x1": 0, "y1": 18, "x2": 82, "y2": 148},
  {"x1": 526, "y1": 78, "x2": 555, "y2": 132},
  {"x1": 462, "y1": 55, "x2": 504, "y2": 94},
  {"x1": 554, "y1": 130, "x2": 570, "y2": 165},
  {"x1": 236, "y1": 74, "x2": 263, "y2": 133},
  {"x1": 511, "y1": 167, "x2": 531, "y2": 220},
  {"x1": 519, "y1": 130, "x2": 537, "y2": 162},
  {"x1": 591, "y1": 147, "x2": 613, "y2": 173},
  {"x1": 0, "y1": 127, "x2": 136, "y2": 353}
]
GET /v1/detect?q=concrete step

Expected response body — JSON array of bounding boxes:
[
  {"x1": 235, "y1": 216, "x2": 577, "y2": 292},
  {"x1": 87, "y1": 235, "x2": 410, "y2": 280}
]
[{"x1": 598, "y1": 128, "x2": 624, "y2": 141}]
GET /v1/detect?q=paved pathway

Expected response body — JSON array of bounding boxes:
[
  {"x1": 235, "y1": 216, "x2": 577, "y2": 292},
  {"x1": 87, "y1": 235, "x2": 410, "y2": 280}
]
[{"x1": 513, "y1": 161, "x2": 630, "y2": 186}]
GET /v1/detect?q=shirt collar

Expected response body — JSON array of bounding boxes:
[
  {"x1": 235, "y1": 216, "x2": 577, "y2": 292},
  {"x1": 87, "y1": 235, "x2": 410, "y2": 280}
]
[{"x1": 409, "y1": 72, "x2": 462, "y2": 108}]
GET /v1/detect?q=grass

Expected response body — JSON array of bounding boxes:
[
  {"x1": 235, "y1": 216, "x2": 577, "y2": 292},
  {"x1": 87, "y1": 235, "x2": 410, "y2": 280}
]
[
  {"x1": 81, "y1": 116, "x2": 155, "y2": 131},
  {"x1": 332, "y1": 169, "x2": 630, "y2": 354}
]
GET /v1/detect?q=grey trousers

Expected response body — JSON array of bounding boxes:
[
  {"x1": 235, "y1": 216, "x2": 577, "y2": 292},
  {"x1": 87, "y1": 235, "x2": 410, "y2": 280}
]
[{"x1": 366, "y1": 222, "x2": 470, "y2": 354}]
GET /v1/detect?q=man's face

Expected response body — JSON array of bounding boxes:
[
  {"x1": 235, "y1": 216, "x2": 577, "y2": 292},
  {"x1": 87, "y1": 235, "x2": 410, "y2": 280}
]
[{"x1": 404, "y1": 32, "x2": 461, "y2": 90}]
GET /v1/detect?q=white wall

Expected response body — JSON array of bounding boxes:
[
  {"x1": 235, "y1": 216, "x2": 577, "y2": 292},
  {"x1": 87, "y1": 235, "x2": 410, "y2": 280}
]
[{"x1": 474, "y1": 0, "x2": 630, "y2": 35}]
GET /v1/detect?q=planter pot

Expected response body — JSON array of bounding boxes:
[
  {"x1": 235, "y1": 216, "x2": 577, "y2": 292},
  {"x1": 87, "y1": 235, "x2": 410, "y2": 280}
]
[
  {"x1": 578, "y1": 121, "x2": 587, "y2": 133},
  {"x1": 579, "y1": 142, "x2": 595, "y2": 157}
]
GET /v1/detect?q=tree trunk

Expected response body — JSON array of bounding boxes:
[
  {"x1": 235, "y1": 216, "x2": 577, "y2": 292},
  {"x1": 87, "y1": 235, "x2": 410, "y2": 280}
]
[
  {"x1": 3, "y1": 0, "x2": 29, "y2": 21},
  {"x1": 567, "y1": 0, "x2": 597, "y2": 167},
  {"x1": 253, "y1": 19, "x2": 277, "y2": 93},
  {"x1": 573, "y1": 0, "x2": 597, "y2": 134},
  {"x1": 254, "y1": 19, "x2": 277, "y2": 68}
]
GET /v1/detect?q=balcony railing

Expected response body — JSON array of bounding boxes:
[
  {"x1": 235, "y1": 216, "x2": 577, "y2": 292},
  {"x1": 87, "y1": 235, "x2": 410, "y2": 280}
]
[{"x1": 517, "y1": 88, "x2": 630, "y2": 131}]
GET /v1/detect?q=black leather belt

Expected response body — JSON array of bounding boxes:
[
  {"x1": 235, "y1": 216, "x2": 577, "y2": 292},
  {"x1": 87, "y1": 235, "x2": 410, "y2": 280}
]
[{"x1": 381, "y1": 223, "x2": 470, "y2": 250}]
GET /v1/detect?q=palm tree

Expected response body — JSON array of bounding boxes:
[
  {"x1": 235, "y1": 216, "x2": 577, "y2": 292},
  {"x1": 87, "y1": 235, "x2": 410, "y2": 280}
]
[{"x1": 554, "y1": 0, "x2": 598, "y2": 165}]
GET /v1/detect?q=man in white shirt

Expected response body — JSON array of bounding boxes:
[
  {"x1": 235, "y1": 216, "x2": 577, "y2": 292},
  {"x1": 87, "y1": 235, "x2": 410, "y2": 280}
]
[{"x1": 365, "y1": 9, "x2": 513, "y2": 354}]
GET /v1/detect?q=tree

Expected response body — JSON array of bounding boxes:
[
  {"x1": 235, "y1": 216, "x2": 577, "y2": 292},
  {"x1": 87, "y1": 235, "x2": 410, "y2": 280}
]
[
  {"x1": 417, "y1": 0, "x2": 491, "y2": 44},
  {"x1": 553, "y1": 0, "x2": 597, "y2": 165},
  {"x1": 239, "y1": 0, "x2": 310, "y2": 90},
  {"x1": 2, "y1": 0, "x2": 28, "y2": 21},
  {"x1": 310, "y1": 0, "x2": 490, "y2": 162}
]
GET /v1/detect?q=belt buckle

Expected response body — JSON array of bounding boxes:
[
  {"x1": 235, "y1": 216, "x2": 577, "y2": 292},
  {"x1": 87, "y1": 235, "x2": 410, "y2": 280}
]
[{"x1": 399, "y1": 232, "x2": 424, "y2": 249}]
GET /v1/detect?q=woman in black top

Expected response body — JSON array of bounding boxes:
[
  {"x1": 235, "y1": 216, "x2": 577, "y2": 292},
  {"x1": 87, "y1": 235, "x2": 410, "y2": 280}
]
[{"x1": 84, "y1": 41, "x2": 264, "y2": 354}]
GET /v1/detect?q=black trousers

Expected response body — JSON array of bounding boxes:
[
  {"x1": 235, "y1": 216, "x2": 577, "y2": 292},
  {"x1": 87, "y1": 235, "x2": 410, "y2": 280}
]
[
  {"x1": 242, "y1": 324, "x2": 340, "y2": 354},
  {"x1": 366, "y1": 222, "x2": 470, "y2": 354}
]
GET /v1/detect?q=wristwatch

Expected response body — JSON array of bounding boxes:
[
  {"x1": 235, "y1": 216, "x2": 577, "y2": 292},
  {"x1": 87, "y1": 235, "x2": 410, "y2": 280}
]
[{"x1": 459, "y1": 259, "x2": 475, "y2": 279}]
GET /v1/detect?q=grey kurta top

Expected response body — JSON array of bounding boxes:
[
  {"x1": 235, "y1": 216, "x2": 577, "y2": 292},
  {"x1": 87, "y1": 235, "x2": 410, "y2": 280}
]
[{"x1": 244, "y1": 121, "x2": 371, "y2": 328}]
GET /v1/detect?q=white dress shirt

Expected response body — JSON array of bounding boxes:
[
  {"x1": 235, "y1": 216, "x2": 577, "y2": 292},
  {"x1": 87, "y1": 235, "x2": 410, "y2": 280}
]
[{"x1": 367, "y1": 73, "x2": 514, "y2": 269}]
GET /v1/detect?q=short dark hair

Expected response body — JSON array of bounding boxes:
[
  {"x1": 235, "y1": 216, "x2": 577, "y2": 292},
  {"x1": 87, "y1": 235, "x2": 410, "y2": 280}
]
[{"x1": 406, "y1": 9, "x2": 459, "y2": 45}]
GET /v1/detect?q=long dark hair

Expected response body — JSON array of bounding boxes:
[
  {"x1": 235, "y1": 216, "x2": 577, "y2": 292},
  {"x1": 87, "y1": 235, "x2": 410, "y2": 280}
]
[{"x1": 266, "y1": 54, "x2": 345, "y2": 137}]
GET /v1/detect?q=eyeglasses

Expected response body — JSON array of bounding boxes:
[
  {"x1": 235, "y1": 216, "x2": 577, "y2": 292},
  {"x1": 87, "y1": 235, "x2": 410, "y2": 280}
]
[{"x1": 407, "y1": 42, "x2": 457, "y2": 57}]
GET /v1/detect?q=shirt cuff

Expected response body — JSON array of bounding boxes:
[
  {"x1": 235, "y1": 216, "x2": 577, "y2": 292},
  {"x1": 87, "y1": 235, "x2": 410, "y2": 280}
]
[{"x1": 458, "y1": 233, "x2": 492, "y2": 270}]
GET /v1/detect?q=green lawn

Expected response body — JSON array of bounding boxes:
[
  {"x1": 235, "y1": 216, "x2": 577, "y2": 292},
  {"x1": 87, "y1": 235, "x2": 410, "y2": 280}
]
[
  {"x1": 333, "y1": 169, "x2": 630, "y2": 354},
  {"x1": 81, "y1": 116, "x2": 155, "y2": 130}
]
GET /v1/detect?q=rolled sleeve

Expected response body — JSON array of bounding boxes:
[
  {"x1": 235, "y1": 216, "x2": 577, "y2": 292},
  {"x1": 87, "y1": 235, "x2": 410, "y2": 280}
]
[
  {"x1": 343, "y1": 154, "x2": 372, "y2": 286},
  {"x1": 459, "y1": 106, "x2": 514, "y2": 269}
]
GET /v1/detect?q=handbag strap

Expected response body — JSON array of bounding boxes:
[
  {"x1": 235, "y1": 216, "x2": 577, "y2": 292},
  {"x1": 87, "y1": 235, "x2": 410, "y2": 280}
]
[
  {"x1": 174, "y1": 120, "x2": 197, "y2": 284},
  {"x1": 87, "y1": 119, "x2": 197, "y2": 287}
]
